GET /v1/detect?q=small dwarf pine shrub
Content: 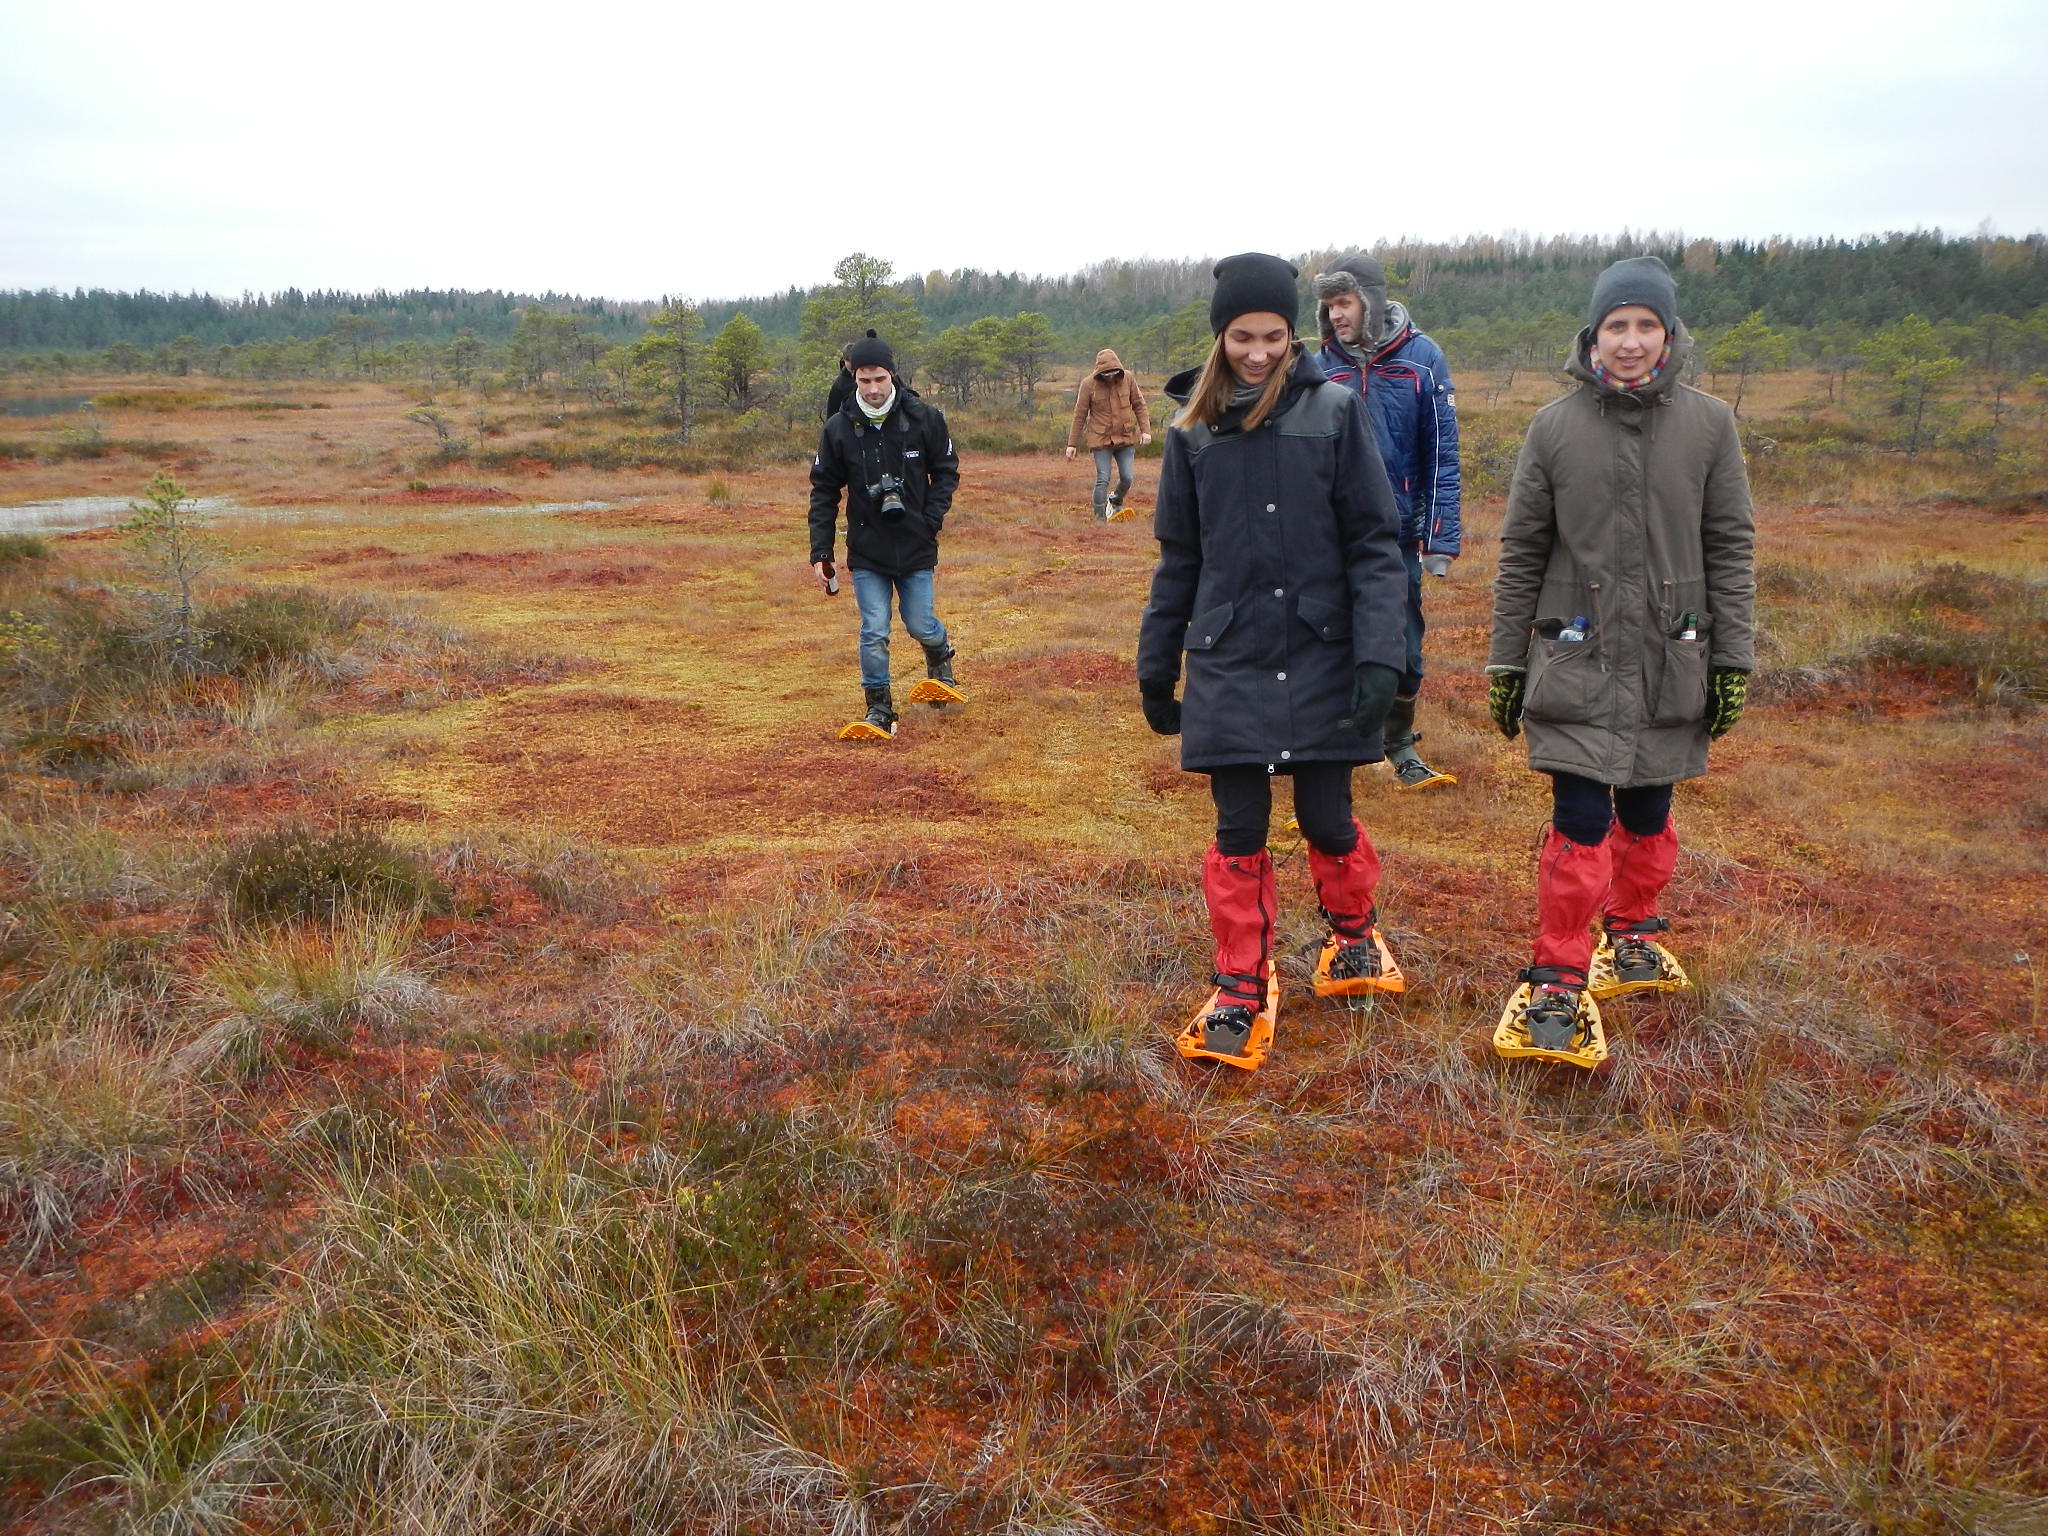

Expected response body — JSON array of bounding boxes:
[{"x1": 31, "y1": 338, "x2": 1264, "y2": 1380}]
[
  {"x1": 0, "y1": 532, "x2": 51, "y2": 567},
  {"x1": 217, "y1": 823, "x2": 446, "y2": 921}
]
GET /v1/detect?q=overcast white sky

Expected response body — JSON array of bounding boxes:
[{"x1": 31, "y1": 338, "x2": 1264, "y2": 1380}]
[{"x1": 3, "y1": 0, "x2": 2043, "y2": 304}]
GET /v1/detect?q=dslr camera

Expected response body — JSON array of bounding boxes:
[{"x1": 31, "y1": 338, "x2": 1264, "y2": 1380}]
[{"x1": 867, "y1": 473, "x2": 908, "y2": 522}]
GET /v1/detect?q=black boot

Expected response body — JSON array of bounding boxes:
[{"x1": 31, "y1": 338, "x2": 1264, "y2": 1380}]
[
  {"x1": 922, "y1": 643, "x2": 957, "y2": 688},
  {"x1": 861, "y1": 685, "x2": 896, "y2": 736},
  {"x1": 1383, "y1": 695, "x2": 1453, "y2": 790},
  {"x1": 1383, "y1": 694, "x2": 1416, "y2": 748}
]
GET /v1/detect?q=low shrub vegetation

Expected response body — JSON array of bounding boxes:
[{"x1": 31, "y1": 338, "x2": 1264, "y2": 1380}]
[{"x1": 215, "y1": 822, "x2": 446, "y2": 923}]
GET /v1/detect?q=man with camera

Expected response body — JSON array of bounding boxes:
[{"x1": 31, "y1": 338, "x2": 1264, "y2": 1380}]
[{"x1": 808, "y1": 330, "x2": 962, "y2": 739}]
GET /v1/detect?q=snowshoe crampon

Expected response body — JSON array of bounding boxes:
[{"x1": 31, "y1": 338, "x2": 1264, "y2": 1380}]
[
  {"x1": 904, "y1": 678, "x2": 965, "y2": 707},
  {"x1": 1313, "y1": 926, "x2": 1406, "y2": 998},
  {"x1": 1493, "y1": 974, "x2": 1607, "y2": 1069},
  {"x1": 1175, "y1": 974, "x2": 1278, "y2": 1072},
  {"x1": 1588, "y1": 921, "x2": 1690, "y2": 1001}
]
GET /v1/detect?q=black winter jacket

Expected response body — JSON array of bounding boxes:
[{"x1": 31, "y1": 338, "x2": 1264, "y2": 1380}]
[
  {"x1": 808, "y1": 385, "x2": 960, "y2": 578},
  {"x1": 1138, "y1": 349, "x2": 1408, "y2": 772},
  {"x1": 825, "y1": 367, "x2": 855, "y2": 420}
]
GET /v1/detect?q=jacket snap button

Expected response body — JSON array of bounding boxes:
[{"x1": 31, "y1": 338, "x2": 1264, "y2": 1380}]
[
  {"x1": 1265, "y1": 503, "x2": 1276, "y2": 512},
  {"x1": 1274, "y1": 588, "x2": 1284, "y2": 597},
  {"x1": 1203, "y1": 635, "x2": 1212, "y2": 644},
  {"x1": 1281, "y1": 750, "x2": 1292, "y2": 760},
  {"x1": 1277, "y1": 671, "x2": 1287, "y2": 681}
]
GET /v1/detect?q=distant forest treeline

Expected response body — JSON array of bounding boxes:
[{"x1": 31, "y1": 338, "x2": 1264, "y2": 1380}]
[{"x1": 5, "y1": 232, "x2": 2045, "y2": 357}]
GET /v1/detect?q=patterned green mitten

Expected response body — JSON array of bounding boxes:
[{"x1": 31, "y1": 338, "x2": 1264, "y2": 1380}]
[
  {"x1": 1708, "y1": 668, "x2": 1749, "y2": 739},
  {"x1": 1487, "y1": 670, "x2": 1526, "y2": 739}
]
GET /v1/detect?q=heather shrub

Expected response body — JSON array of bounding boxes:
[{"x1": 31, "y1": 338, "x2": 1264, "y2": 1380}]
[{"x1": 216, "y1": 823, "x2": 446, "y2": 922}]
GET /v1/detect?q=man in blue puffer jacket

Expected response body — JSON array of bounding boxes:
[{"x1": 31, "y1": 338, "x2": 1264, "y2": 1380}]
[{"x1": 1313, "y1": 252, "x2": 1463, "y2": 790}]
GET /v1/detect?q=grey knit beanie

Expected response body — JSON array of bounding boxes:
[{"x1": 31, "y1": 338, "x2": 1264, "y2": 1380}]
[{"x1": 1586, "y1": 256, "x2": 1678, "y2": 335}]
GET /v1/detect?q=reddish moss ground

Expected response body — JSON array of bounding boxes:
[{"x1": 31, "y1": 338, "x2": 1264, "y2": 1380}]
[{"x1": 4, "y1": 446, "x2": 2045, "y2": 1532}]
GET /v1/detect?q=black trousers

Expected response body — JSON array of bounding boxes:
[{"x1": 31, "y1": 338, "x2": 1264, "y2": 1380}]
[
  {"x1": 1210, "y1": 762, "x2": 1358, "y2": 857},
  {"x1": 1550, "y1": 770, "x2": 1673, "y2": 847}
]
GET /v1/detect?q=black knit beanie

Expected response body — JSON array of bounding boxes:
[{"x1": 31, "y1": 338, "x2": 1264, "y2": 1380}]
[
  {"x1": 844, "y1": 329, "x2": 894, "y2": 370},
  {"x1": 1209, "y1": 253, "x2": 1300, "y2": 335},
  {"x1": 1586, "y1": 256, "x2": 1678, "y2": 335}
]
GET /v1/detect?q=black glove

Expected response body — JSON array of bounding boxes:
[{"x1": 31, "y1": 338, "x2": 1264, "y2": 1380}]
[
  {"x1": 1346, "y1": 663, "x2": 1400, "y2": 741},
  {"x1": 1139, "y1": 684, "x2": 1181, "y2": 736}
]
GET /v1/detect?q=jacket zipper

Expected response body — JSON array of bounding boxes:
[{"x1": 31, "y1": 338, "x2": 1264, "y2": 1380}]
[{"x1": 1591, "y1": 582, "x2": 1607, "y2": 673}]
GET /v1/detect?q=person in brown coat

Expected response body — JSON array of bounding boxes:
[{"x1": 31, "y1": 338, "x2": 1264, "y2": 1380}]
[
  {"x1": 1065, "y1": 348, "x2": 1153, "y2": 520},
  {"x1": 1485, "y1": 255, "x2": 1757, "y2": 1068}
]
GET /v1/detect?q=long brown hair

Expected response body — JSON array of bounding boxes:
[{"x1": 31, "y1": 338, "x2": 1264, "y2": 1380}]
[{"x1": 1174, "y1": 333, "x2": 1301, "y2": 431}]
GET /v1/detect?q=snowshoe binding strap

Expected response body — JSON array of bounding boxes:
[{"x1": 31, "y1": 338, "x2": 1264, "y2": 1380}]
[
  {"x1": 1212, "y1": 971, "x2": 1265, "y2": 1006},
  {"x1": 1176, "y1": 971, "x2": 1277, "y2": 1071},
  {"x1": 1326, "y1": 937, "x2": 1382, "y2": 982},
  {"x1": 1610, "y1": 935, "x2": 1666, "y2": 984},
  {"x1": 1311, "y1": 915, "x2": 1405, "y2": 997},
  {"x1": 1602, "y1": 916, "x2": 1670, "y2": 938},
  {"x1": 1522, "y1": 987, "x2": 1585, "y2": 1054},
  {"x1": 1321, "y1": 905, "x2": 1376, "y2": 943},
  {"x1": 1588, "y1": 920, "x2": 1689, "y2": 1001},
  {"x1": 1201, "y1": 1002, "x2": 1258, "y2": 1055},
  {"x1": 1494, "y1": 968, "x2": 1607, "y2": 1068},
  {"x1": 1516, "y1": 966, "x2": 1590, "y2": 1054}
]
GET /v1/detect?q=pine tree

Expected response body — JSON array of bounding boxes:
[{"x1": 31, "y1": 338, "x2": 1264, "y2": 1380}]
[
  {"x1": 1861, "y1": 315, "x2": 1963, "y2": 456},
  {"x1": 1706, "y1": 311, "x2": 1790, "y2": 417}
]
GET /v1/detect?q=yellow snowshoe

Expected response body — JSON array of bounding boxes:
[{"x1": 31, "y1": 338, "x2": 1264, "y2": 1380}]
[{"x1": 838, "y1": 686, "x2": 896, "y2": 741}]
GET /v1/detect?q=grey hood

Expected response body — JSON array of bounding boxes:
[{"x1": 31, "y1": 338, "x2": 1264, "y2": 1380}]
[{"x1": 1323, "y1": 300, "x2": 1413, "y2": 368}]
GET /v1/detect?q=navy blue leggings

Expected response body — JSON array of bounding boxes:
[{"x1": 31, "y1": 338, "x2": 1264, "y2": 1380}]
[{"x1": 1550, "y1": 770, "x2": 1672, "y2": 847}]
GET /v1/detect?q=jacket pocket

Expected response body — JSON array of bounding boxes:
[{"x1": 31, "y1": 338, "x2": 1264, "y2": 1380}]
[
  {"x1": 1650, "y1": 635, "x2": 1709, "y2": 726},
  {"x1": 1523, "y1": 634, "x2": 1602, "y2": 725},
  {"x1": 1185, "y1": 602, "x2": 1234, "y2": 652},
  {"x1": 1295, "y1": 595, "x2": 1351, "y2": 643}
]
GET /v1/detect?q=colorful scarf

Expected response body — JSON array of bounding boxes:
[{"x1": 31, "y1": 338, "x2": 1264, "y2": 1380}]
[{"x1": 1590, "y1": 342, "x2": 1672, "y2": 393}]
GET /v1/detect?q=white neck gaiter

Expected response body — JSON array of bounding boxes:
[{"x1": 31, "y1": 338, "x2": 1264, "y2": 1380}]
[{"x1": 858, "y1": 386, "x2": 897, "y2": 423}]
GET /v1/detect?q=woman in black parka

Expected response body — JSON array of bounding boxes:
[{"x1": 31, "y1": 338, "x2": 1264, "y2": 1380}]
[{"x1": 1137, "y1": 253, "x2": 1410, "y2": 1070}]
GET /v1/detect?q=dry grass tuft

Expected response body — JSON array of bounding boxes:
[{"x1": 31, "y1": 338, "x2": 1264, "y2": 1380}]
[
  {"x1": 181, "y1": 914, "x2": 443, "y2": 1079},
  {"x1": 0, "y1": 1027, "x2": 192, "y2": 1256}
]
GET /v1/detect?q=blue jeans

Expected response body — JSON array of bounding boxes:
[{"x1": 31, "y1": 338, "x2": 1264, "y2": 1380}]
[
  {"x1": 850, "y1": 568, "x2": 948, "y2": 690},
  {"x1": 1092, "y1": 445, "x2": 1136, "y2": 515},
  {"x1": 1400, "y1": 544, "x2": 1426, "y2": 696}
]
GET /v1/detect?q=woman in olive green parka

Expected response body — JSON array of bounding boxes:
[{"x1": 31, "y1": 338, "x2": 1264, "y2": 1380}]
[{"x1": 1485, "y1": 255, "x2": 1757, "y2": 1061}]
